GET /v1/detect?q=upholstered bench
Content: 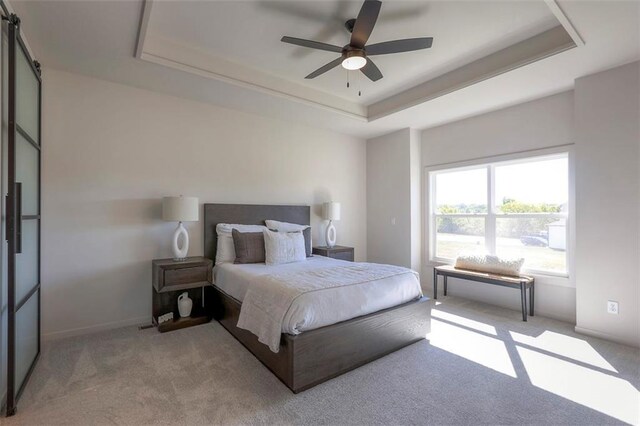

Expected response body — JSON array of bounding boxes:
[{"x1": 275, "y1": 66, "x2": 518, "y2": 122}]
[{"x1": 433, "y1": 265, "x2": 535, "y2": 321}]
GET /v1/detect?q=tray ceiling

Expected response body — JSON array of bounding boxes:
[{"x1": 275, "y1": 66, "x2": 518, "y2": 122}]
[
  {"x1": 146, "y1": 1, "x2": 558, "y2": 104},
  {"x1": 139, "y1": 0, "x2": 572, "y2": 120}
]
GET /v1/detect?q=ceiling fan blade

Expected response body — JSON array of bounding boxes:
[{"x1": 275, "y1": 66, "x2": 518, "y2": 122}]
[
  {"x1": 305, "y1": 57, "x2": 343, "y2": 79},
  {"x1": 360, "y1": 59, "x2": 383, "y2": 81},
  {"x1": 281, "y1": 36, "x2": 343, "y2": 53},
  {"x1": 366, "y1": 37, "x2": 433, "y2": 55},
  {"x1": 350, "y1": 0, "x2": 381, "y2": 48}
]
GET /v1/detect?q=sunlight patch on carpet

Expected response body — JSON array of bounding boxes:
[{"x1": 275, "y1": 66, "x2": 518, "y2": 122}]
[
  {"x1": 429, "y1": 319, "x2": 516, "y2": 377},
  {"x1": 517, "y1": 346, "x2": 639, "y2": 424},
  {"x1": 431, "y1": 310, "x2": 497, "y2": 335},
  {"x1": 510, "y1": 330, "x2": 617, "y2": 372}
]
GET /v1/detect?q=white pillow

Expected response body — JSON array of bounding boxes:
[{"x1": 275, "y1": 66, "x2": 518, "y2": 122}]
[
  {"x1": 265, "y1": 219, "x2": 312, "y2": 256},
  {"x1": 263, "y1": 229, "x2": 306, "y2": 266},
  {"x1": 215, "y1": 224, "x2": 267, "y2": 265},
  {"x1": 455, "y1": 253, "x2": 525, "y2": 277},
  {"x1": 265, "y1": 220, "x2": 309, "y2": 232}
]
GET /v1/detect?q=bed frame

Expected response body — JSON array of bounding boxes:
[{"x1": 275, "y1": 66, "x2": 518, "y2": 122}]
[{"x1": 204, "y1": 203, "x2": 431, "y2": 393}]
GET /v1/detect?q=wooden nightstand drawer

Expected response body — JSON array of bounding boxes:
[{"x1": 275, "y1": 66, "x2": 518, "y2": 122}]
[
  {"x1": 312, "y1": 246, "x2": 354, "y2": 262},
  {"x1": 164, "y1": 266, "x2": 208, "y2": 286},
  {"x1": 330, "y1": 250, "x2": 354, "y2": 262},
  {"x1": 152, "y1": 257, "x2": 213, "y2": 293}
]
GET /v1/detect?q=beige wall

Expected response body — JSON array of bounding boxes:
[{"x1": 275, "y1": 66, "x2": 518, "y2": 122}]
[
  {"x1": 366, "y1": 129, "x2": 412, "y2": 269},
  {"x1": 409, "y1": 129, "x2": 422, "y2": 274},
  {"x1": 366, "y1": 129, "x2": 422, "y2": 277},
  {"x1": 40, "y1": 62, "x2": 639, "y2": 347},
  {"x1": 574, "y1": 61, "x2": 639, "y2": 347},
  {"x1": 421, "y1": 91, "x2": 576, "y2": 322},
  {"x1": 42, "y1": 68, "x2": 367, "y2": 339}
]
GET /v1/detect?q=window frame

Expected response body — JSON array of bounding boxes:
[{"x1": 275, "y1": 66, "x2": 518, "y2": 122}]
[{"x1": 426, "y1": 146, "x2": 573, "y2": 278}]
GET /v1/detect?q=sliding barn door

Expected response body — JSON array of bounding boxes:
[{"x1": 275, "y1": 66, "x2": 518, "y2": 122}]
[{"x1": 4, "y1": 13, "x2": 41, "y2": 416}]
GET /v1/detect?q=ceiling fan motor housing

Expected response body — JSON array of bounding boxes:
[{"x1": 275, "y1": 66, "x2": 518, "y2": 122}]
[
  {"x1": 345, "y1": 18, "x2": 356, "y2": 33},
  {"x1": 342, "y1": 46, "x2": 366, "y2": 57}
]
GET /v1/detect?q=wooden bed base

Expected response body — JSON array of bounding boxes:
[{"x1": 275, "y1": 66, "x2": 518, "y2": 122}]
[{"x1": 212, "y1": 286, "x2": 431, "y2": 393}]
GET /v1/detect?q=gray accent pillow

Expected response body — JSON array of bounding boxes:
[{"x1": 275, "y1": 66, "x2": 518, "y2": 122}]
[
  {"x1": 232, "y1": 229, "x2": 265, "y2": 264},
  {"x1": 302, "y1": 227, "x2": 312, "y2": 258}
]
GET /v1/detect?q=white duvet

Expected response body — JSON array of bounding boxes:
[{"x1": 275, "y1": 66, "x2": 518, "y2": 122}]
[{"x1": 214, "y1": 256, "x2": 422, "y2": 352}]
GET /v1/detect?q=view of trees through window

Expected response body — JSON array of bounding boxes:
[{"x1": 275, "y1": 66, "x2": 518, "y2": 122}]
[{"x1": 431, "y1": 154, "x2": 569, "y2": 274}]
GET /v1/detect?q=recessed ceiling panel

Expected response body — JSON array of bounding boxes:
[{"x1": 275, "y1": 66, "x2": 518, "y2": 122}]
[{"x1": 146, "y1": 0, "x2": 559, "y2": 105}]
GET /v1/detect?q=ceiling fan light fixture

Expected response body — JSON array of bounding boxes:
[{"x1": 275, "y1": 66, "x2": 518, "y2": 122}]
[{"x1": 341, "y1": 50, "x2": 367, "y2": 70}]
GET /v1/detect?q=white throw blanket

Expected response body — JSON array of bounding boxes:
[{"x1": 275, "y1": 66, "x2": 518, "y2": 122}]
[{"x1": 236, "y1": 263, "x2": 418, "y2": 352}]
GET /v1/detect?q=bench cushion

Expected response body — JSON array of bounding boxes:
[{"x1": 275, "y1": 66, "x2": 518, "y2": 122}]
[
  {"x1": 435, "y1": 265, "x2": 533, "y2": 285},
  {"x1": 455, "y1": 253, "x2": 524, "y2": 277}
]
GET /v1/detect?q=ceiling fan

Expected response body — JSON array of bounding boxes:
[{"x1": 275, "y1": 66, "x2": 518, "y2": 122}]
[{"x1": 281, "y1": 0, "x2": 433, "y2": 82}]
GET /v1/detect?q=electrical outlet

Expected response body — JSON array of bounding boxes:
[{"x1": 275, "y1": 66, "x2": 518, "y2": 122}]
[{"x1": 607, "y1": 301, "x2": 619, "y2": 315}]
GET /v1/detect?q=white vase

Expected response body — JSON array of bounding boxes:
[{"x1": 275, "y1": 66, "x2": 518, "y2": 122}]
[{"x1": 177, "y1": 292, "x2": 193, "y2": 318}]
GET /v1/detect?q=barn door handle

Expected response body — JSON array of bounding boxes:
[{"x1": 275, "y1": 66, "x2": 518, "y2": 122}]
[{"x1": 15, "y1": 182, "x2": 22, "y2": 254}]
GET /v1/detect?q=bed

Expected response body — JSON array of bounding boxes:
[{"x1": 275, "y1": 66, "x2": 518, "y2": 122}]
[{"x1": 205, "y1": 203, "x2": 431, "y2": 393}]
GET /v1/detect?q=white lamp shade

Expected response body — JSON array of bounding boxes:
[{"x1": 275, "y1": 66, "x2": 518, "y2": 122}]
[
  {"x1": 162, "y1": 196, "x2": 199, "y2": 222},
  {"x1": 322, "y1": 202, "x2": 341, "y2": 221}
]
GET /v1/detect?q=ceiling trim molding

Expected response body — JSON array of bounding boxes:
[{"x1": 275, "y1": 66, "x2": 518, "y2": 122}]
[
  {"x1": 544, "y1": 0, "x2": 585, "y2": 47},
  {"x1": 367, "y1": 25, "x2": 576, "y2": 121},
  {"x1": 140, "y1": 50, "x2": 368, "y2": 122},
  {"x1": 134, "y1": 0, "x2": 153, "y2": 58},
  {"x1": 135, "y1": 0, "x2": 367, "y2": 121}
]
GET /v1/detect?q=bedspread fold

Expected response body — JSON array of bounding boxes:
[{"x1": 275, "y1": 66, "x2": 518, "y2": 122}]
[{"x1": 236, "y1": 263, "x2": 418, "y2": 352}]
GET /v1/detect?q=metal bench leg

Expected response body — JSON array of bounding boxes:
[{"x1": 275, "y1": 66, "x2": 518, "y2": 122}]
[
  {"x1": 444, "y1": 275, "x2": 448, "y2": 296},
  {"x1": 433, "y1": 269, "x2": 438, "y2": 300},
  {"x1": 520, "y1": 282, "x2": 528, "y2": 321},
  {"x1": 529, "y1": 284, "x2": 535, "y2": 316}
]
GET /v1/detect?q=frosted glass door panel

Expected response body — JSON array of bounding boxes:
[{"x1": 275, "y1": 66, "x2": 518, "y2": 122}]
[
  {"x1": 14, "y1": 290, "x2": 38, "y2": 396},
  {"x1": 15, "y1": 220, "x2": 38, "y2": 304},
  {"x1": 6, "y1": 16, "x2": 42, "y2": 414},
  {"x1": 16, "y1": 132, "x2": 38, "y2": 215},
  {"x1": 16, "y1": 46, "x2": 38, "y2": 143}
]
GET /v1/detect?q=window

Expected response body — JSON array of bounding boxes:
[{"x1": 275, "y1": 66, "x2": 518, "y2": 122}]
[{"x1": 429, "y1": 152, "x2": 569, "y2": 275}]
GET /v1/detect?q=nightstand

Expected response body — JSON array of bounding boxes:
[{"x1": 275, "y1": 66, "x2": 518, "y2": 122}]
[
  {"x1": 152, "y1": 256, "x2": 213, "y2": 332},
  {"x1": 312, "y1": 245, "x2": 354, "y2": 262}
]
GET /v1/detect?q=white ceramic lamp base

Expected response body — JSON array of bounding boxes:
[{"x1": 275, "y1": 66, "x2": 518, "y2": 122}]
[
  {"x1": 325, "y1": 220, "x2": 337, "y2": 248},
  {"x1": 172, "y1": 222, "x2": 189, "y2": 261}
]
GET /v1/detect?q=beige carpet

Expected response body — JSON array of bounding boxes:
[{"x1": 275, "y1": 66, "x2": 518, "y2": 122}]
[{"x1": 6, "y1": 297, "x2": 639, "y2": 425}]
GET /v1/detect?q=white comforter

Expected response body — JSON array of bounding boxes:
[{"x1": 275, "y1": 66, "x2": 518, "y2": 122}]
[{"x1": 214, "y1": 257, "x2": 422, "y2": 353}]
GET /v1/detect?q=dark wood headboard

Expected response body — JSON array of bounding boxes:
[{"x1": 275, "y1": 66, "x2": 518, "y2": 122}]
[{"x1": 203, "y1": 203, "x2": 310, "y2": 262}]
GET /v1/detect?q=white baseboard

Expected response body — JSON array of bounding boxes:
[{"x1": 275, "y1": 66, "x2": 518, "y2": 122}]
[
  {"x1": 574, "y1": 325, "x2": 640, "y2": 348},
  {"x1": 42, "y1": 315, "x2": 150, "y2": 342}
]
